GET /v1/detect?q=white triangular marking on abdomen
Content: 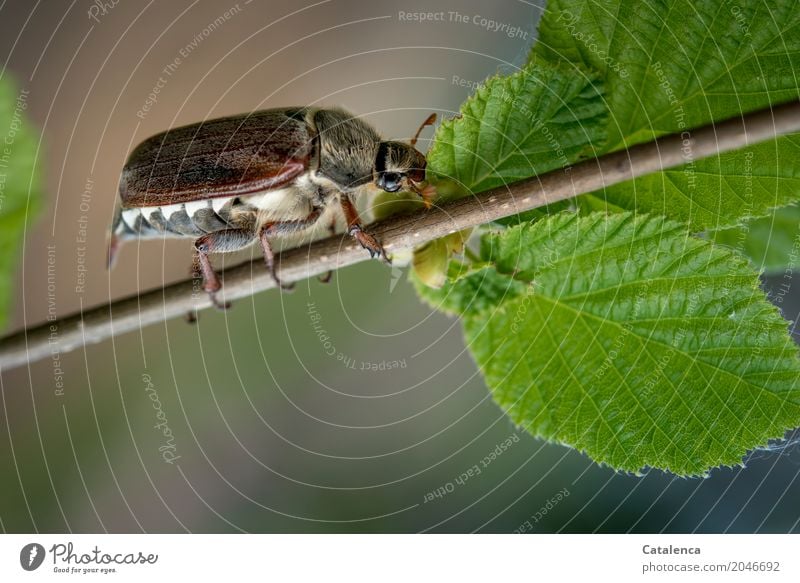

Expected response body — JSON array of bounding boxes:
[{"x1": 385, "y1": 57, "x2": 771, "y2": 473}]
[
  {"x1": 160, "y1": 203, "x2": 184, "y2": 218},
  {"x1": 211, "y1": 197, "x2": 232, "y2": 214},
  {"x1": 122, "y1": 208, "x2": 141, "y2": 228},
  {"x1": 184, "y1": 199, "x2": 210, "y2": 216}
]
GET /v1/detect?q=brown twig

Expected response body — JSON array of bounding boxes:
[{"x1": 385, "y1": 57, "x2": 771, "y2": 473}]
[{"x1": 2, "y1": 101, "x2": 800, "y2": 371}]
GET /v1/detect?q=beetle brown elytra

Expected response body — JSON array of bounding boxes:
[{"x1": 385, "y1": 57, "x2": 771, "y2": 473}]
[{"x1": 108, "y1": 108, "x2": 436, "y2": 309}]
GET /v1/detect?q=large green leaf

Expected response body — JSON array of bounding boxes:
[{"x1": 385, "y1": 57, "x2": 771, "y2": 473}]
[
  {"x1": 0, "y1": 76, "x2": 41, "y2": 331},
  {"x1": 533, "y1": 0, "x2": 800, "y2": 231},
  {"x1": 416, "y1": 212, "x2": 800, "y2": 475}
]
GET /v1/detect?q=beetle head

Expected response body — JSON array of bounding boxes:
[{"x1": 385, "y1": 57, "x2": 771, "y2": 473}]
[{"x1": 374, "y1": 140, "x2": 431, "y2": 200}]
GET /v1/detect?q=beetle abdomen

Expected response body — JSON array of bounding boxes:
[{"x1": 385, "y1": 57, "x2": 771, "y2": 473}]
[{"x1": 113, "y1": 196, "x2": 254, "y2": 239}]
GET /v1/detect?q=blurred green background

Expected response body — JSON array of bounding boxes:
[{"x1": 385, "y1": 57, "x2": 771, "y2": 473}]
[{"x1": 1, "y1": 0, "x2": 800, "y2": 533}]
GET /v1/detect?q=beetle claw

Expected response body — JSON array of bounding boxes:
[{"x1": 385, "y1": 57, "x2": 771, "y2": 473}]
[
  {"x1": 208, "y1": 292, "x2": 232, "y2": 311},
  {"x1": 268, "y1": 266, "x2": 295, "y2": 292},
  {"x1": 350, "y1": 227, "x2": 390, "y2": 264},
  {"x1": 273, "y1": 277, "x2": 295, "y2": 292},
  {"x1": 212, "y1": 297, "x2": 231, "y2": 311}
]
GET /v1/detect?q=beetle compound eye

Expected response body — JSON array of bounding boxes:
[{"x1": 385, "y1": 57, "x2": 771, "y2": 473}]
[{"x1": 380, "y1": 172, "x2": 402, "y2": 193}]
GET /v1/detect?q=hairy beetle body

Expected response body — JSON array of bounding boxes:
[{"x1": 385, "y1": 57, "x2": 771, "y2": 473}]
[{"x1": 110, "y1": 107, "x2": 434, "y2": 308}]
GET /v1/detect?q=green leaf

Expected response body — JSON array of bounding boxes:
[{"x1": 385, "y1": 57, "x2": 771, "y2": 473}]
[
  {"x1": 427, "y1": 60, "x2": 607, "y2": 195},
  {"x1": 413, "y1": 59, "x2": 607, "y2": 285},
  {"x1": 534, "y1": 0, "x2": 800, "y2": 231},
  {"x1": 711, "y1": 204, "x2": 800, "y2": 274},
  {"x1": 534, "y1": 0, "x2": 800, "y2": 147},
  {"x1": 595, "y1": 136, "x2": 800, "y2": 231},
  {"x1": 435, "y1": 212, "x2": 800, "y2": 475},
  {"x1": 0, "y1": 76, "x2": 42, "y2": 331}
]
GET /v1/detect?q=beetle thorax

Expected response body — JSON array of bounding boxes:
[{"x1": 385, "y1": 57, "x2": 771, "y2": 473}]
[{"x1": 311, "y1": 108, "x2": 381, "y2": 191}]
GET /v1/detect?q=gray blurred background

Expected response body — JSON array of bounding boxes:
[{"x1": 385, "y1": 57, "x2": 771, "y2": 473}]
[{"x1": 1, "y1": 0, "x2": 799, "y2": 533}]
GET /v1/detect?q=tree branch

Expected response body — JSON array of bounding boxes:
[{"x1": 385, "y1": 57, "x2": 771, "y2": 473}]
[{"x1": 2, "y1": 101, "x2": 800, "y2": 371}]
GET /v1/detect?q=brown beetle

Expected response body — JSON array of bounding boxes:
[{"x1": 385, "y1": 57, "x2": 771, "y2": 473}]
[{"x1": 109, "y1": 107, "x2": 435, "y2": 308}]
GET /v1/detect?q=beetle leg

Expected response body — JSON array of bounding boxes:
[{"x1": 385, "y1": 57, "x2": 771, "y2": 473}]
[
  {"x1": 340, "y1": 195, "x2": 390, "y2": 264},
  {"x1": 258, "y1": 208, "x2": 324, "y2": 291},
  {"x1": 257, "y1": 235, "x2": 293, "y2": 292},
  {"x1": 191, "y1": 251, "x2": 229, "y2": 311},
  {"x1": 192, "y1": 228, "x2": 255, "y2": 310}
]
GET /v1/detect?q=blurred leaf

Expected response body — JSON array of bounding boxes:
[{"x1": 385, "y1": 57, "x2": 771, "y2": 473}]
[
  {"x1": 711, "y1": 204, "x2": 800, "y2": 274},
  {"x1": 0, "y1": 76, "x2": 41, "y2": 331},
  {"x1": 424, "y1": 212, "x2": 800, "y2": 475},
  {"x1": 370, "y1": 189, "x2": 426, "y2": 222},
  {"x1": 410, "y1": 230, "x2": 472, "y2": 289},
  {"x1": 414, "y1": 260, "x2": 524, "y2": 315}
]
